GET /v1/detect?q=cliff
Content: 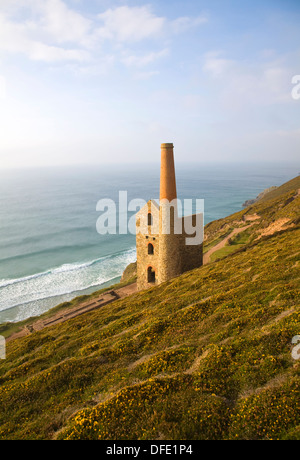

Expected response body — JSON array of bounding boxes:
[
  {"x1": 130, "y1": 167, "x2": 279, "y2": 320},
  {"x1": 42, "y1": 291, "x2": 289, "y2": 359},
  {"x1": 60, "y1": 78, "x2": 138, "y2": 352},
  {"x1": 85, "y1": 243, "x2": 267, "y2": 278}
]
[
  {"x1": 0, "y1": 175, "x2": 299, "y2": 440},
  {"x1": 121, "y1": 261, "x2": 137, "y2": 283},
  {"x1": 242, "y1": 186, "x2": 278, "y2": 207}
]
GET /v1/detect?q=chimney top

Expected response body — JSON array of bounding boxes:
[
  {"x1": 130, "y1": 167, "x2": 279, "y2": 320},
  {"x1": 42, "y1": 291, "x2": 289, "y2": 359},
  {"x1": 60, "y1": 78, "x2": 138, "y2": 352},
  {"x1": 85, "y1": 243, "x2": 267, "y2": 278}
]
[{"x1": 161, "y1": 143, "x2": 174, "y2": 148}]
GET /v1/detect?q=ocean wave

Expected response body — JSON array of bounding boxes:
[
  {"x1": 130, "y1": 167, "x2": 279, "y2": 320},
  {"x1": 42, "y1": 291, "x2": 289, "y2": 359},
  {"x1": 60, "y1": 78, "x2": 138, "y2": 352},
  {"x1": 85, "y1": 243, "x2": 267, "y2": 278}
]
[
  {"x1": 0, "y1": 246, "x2": 136, "y2": 321},
  {"x1": 0, "y1": 270, "x2": 52, "y2": 289},
  {"x1": 1, "y1": 275, "x2": 122, "y2": 313},
  {"x1": 0, "y1": 247, "x2": 136, "y2": 290}
]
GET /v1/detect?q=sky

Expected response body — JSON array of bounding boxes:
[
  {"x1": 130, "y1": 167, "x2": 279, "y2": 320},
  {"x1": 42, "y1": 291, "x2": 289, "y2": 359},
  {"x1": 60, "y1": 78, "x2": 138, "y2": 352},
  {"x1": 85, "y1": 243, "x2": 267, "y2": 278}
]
[{"x1": 0, "y1": 0, "x2": 299, "y2": 168}]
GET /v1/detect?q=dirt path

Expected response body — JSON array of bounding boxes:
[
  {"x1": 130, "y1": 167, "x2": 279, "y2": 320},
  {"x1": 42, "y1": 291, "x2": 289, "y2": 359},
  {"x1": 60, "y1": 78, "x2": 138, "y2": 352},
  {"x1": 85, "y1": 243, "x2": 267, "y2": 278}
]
[
  {"x1": 203, "y1": 225, "x2": 252, "y2": 265},
  {"x1": 7, "y1": 283, "x2": 137, "y2": 343},
  {"x1": 257, "y1": 218, "x2": 293, "y2": 239}
]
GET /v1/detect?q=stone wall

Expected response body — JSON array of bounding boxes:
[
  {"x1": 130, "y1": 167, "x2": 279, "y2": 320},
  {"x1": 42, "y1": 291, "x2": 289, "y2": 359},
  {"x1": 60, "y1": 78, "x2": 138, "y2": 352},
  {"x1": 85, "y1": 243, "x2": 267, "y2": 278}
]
[
  {"x1": 180, "y1": 213, "x2": 203, "y2": 273},
  {"x1": 158, "y1": 201, "x2": 182, "y2": 284},
  {"x1": 136, "y1": 203, "x2": 203, "y2": 290},
  {"x1": 136, "y1": 200, "x2": 160, "y2": 291}
]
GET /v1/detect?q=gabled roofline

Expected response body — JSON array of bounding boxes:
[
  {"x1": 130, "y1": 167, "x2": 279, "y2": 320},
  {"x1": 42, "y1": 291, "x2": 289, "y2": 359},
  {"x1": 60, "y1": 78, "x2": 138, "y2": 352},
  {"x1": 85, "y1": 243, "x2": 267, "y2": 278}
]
[{"x1": 136, "y1": 199, "x2": 159, "y2": 217}]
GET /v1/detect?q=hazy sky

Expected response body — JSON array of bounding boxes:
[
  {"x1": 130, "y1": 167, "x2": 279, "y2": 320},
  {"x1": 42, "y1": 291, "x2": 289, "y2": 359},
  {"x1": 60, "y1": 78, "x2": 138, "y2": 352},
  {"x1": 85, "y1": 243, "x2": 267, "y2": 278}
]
[{"x1": 0, "y1": 0, "x2": 299, "y2": 168}]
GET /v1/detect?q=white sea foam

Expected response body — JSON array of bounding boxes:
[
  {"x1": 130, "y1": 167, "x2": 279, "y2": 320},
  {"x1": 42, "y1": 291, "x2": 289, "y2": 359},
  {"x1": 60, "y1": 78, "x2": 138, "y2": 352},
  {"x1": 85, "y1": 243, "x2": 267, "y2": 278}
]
[
  {"x1": 0, "y1": 248, "x2": 136, "y2": 321},
  {"x1": 0, "y1": 271, "x2": 50, "y2": 289}
]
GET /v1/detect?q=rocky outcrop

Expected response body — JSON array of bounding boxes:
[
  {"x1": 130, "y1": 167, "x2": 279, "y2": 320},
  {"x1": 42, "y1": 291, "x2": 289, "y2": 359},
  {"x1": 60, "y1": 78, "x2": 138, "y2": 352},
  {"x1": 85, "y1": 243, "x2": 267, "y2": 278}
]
[
  {"x1": 243, "y1": 186, "x2": 277, "y2": 207},
  {"x1": 121, "y1": 262, "x2": 137, "y2": 282}
]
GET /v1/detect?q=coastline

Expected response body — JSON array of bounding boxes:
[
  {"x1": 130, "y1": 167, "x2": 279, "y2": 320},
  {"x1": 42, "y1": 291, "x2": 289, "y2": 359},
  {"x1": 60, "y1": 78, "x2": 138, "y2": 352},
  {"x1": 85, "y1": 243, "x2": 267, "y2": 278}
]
[
  {"x1": 0, "y1": 173, "x2": 299, "y2": 440},
  {"x1": 6, "y1": 282, "x2": 138, "y2": 343},
  {"x1": 0, "y1": 184, "x2": 269, "y2": 336},
  {"x1": 0, "y1": 247, "x2": 137, "y2": 325},
  {"x1": 1, "y1": 163, "x2": 296, "y2": 325}
]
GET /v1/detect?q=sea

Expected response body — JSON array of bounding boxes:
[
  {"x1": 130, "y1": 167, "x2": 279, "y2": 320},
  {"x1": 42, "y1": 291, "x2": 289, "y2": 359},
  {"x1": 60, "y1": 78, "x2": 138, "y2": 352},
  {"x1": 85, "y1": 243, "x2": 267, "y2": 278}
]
[{"x1": 0, "y1": 162, "x2": 298, "y2": 324}]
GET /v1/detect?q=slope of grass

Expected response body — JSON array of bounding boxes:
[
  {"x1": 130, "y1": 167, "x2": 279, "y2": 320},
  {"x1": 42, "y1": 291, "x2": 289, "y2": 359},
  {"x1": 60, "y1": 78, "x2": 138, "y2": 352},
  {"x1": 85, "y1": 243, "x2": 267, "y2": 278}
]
[
  {"x1": 209, "y1": 228, "x2": 253, "y2": 262},
  {"x1": 259, "y1": 176, "x2": 300, "y2": 203},
  {"x1": 204, "y1": 175, "x2": 300, "y2": 253},
  {"x1": 0, "y1": 177, "x2": 299, "y2": 440}
]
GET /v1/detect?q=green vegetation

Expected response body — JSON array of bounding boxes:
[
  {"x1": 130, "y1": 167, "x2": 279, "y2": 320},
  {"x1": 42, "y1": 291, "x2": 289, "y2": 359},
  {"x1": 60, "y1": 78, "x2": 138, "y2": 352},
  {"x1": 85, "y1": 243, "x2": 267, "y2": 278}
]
[
  {"x1": 209, "y1": 228, "x2": 253, "y2": 262},
  {"x1": 0, "y1": 176, "x2": 299, "y2": 440},
  {"x1": 203, "y1": 227, "x2": 234, "y2": 255},
  {"x1": 121, "y1": 262, "x2": 137, "y2": 283}
]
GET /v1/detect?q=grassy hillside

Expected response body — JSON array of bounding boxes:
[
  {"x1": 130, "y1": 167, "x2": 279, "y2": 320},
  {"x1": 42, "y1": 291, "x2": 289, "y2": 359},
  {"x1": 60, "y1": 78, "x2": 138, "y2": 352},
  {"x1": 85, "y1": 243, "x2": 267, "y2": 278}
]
[{"x1": 0, "y1": 176, "x2": 299, "y2": 440}]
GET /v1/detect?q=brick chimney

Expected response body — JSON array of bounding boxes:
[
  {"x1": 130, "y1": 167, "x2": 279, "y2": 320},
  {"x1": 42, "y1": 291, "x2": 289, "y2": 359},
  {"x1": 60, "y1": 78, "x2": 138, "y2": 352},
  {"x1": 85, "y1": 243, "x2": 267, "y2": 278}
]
[
  {"x1": 160, "y1": 143, "x2": 177, "y2": 202},
  {"x1": 158, "y1": 143, "x2": 182, "y2": 283}
]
